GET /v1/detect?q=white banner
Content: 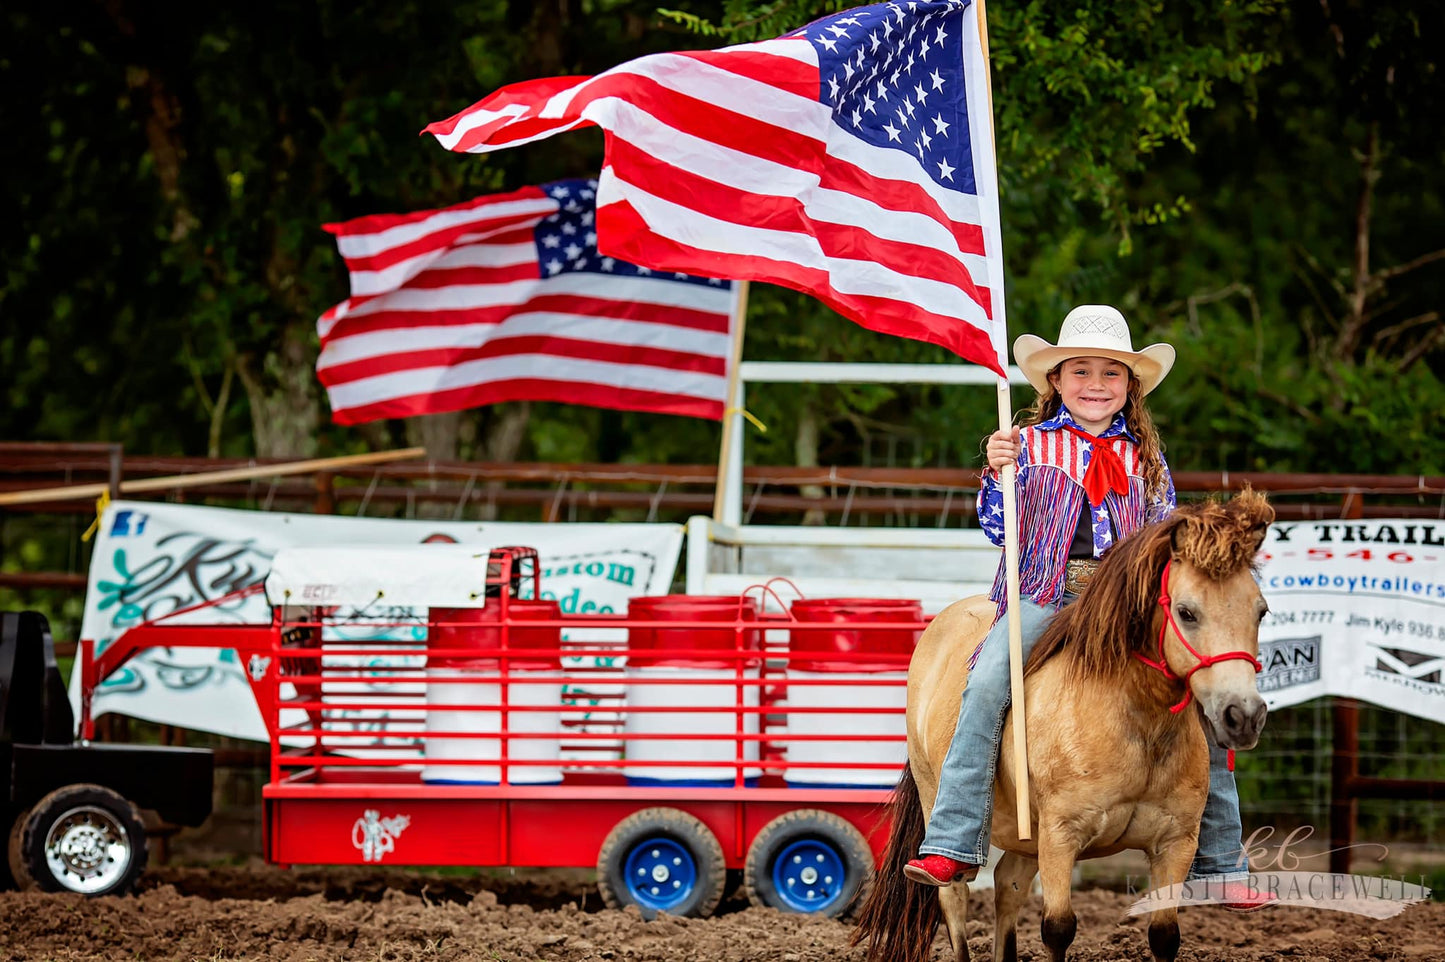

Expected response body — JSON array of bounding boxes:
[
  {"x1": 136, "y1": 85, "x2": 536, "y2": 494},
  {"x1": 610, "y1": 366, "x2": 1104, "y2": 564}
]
[
  {"x1": 73, "y1": 501, "x2": 682, "y2": 742},
  {"x1": 1256, "y1": 518, "x2": 1445, "y2": 724}
]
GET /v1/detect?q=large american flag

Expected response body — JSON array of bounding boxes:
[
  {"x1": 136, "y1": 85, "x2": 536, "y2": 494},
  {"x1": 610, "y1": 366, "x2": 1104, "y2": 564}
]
[
  {"x1": 317, "y1": 179, "x2": 739, "y2": 424},
  {"x1": 424, "y1": 0, "x2": 1007, "y2": 374}
]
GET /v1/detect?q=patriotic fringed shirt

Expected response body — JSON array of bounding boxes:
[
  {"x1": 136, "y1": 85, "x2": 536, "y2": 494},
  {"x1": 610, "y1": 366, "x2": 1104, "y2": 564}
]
[{"x1": 977, "y1": 407, "x2": 1176, "y2": 611}]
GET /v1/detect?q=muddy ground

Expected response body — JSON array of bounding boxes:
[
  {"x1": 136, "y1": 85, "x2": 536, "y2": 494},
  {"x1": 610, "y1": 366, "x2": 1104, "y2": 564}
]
[{"x1": 0, "y1": 863, "x2": 1440, "y2": 962}]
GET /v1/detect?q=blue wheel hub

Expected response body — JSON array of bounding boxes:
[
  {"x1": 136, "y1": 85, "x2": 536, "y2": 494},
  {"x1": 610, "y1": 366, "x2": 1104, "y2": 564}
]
[
  {"x1": 771, "y1": 838, "x2": 847, "y2": 913},
  {"x1": 623, "y1": 837, "x2": 697, "y2": 912}
]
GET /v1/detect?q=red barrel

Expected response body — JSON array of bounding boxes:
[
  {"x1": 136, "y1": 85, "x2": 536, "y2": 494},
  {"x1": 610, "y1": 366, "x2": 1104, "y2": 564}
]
[
  {"x1": 429, "y1": 599, "x2": 562, "y2": 671},
  {"x1": 626, "y1": 594, "x2": 761, "y2": 668},
  {"x1": 788, "y1": 597, "x2": 922, "y2": 671}
]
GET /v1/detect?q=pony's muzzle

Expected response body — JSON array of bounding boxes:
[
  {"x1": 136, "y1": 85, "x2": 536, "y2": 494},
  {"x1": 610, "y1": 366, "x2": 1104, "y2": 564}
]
[{"x1": 1212, "y1": 692, "x2": 1267, "y2": 750}]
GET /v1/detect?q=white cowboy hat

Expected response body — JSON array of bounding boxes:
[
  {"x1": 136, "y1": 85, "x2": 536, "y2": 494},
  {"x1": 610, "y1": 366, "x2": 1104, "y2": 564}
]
[{"x1": 1012, "y1": 305, "x2": 1176, "y2": 396}]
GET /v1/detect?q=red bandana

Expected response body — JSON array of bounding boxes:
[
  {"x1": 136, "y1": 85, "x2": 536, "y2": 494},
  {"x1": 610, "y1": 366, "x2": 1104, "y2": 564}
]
[{"x1": 1062, "y1": 425, "x2": 1129, "y2": 506}]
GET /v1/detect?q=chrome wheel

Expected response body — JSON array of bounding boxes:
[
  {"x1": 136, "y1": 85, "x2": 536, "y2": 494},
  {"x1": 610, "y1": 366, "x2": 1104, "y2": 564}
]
[{"x1": 43, "y1": 805, "x2": 133, "y2": 895}]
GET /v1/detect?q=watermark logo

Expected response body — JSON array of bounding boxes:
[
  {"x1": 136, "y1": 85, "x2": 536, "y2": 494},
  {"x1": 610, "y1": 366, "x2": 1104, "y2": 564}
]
[{"x1": 1127, "y1": 826, "x2": 1431, "y2": 919}]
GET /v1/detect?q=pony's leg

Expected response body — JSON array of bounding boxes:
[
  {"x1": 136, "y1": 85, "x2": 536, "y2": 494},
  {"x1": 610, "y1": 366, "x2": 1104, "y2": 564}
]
[
  {"x1": 938, "y1": 884, "x2": 971, "y2": 962},
  {"x1": 1142, "y1": 841, "x2": 1195, "y2": 962},
  {"x1": 1034, "y1": 832, "x2": 1079, "y2": 962},
  {"x1": 991, "y1": 851, "x2": 1038, "y2": 962}
]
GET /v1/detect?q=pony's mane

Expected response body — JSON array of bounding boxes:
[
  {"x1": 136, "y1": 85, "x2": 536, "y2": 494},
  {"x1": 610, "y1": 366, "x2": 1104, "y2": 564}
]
[{"x1": 1023, "y1": 487, "x2": 1275, "y2": 680}]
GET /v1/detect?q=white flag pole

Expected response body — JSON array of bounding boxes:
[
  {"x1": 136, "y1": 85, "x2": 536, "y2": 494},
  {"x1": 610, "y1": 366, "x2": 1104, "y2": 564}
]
[
  {"x1": 713, "y1": 280, "x2": 751, "y2": 523},
  {"x1": 974, "y1": 0, "x2": 1031, "y2": 840}
]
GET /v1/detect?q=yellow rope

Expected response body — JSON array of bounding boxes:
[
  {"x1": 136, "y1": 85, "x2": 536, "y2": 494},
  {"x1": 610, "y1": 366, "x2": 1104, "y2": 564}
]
[
  {"x1": 81, "y1": 490, "x2": 111, "y2": 542},
  {"x1": 724, "y1": 407, "x2": 768, "y2": 433}
]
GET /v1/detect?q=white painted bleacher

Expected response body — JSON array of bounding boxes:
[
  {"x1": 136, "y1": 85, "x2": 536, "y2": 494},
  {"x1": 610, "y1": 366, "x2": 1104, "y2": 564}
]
[{"x1": 683, "y1": 517, "x2": 1000, "y2": 613}]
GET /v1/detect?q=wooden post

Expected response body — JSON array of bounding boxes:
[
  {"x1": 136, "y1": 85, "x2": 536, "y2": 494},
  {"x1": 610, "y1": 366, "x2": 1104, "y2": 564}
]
[
  {"x1": 106, "y1": 444, "x2": 123, "y2": 500},
  {"x1": 1330, "y1": 698, "x2": 1360, "y2": 875},
  {"x1": 313, "y1": 472, "x2": 336, "y2": 515}
]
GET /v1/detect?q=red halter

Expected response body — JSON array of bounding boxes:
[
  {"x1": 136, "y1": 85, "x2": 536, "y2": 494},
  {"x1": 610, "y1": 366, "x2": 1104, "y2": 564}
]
[{"x1": 1132, "y1": 558, "x2": 1263, "y2": 770}]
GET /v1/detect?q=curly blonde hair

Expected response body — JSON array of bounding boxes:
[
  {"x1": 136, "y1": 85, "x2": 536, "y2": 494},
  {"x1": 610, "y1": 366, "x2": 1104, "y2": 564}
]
[{"x1": 1003, "y1": 362, "x2": 1169, "y2": 501}]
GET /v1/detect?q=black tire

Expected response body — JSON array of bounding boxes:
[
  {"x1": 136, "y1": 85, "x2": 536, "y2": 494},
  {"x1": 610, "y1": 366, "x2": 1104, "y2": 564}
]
[
  {"x1": 596, "y1": 807, "x2": 726, "y2": 919},
  {"x1": 725, "y1": 867, "x2": 745, "y2": 900},
  {"x1": 16, "y1": 784, "x2": 148, "y2": 896},
  {"x1": 744, "y1": 809, "x2": 873, "y2": 917},
  {"x1": 5, "y1": 808, "x2": 31, "y2": 890}
]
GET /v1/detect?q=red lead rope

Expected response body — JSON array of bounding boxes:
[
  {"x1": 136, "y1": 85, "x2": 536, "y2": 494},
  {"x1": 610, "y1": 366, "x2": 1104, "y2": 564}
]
[{"x1": 1132, "y1": 558, "x2": 1263, "y2": 771}]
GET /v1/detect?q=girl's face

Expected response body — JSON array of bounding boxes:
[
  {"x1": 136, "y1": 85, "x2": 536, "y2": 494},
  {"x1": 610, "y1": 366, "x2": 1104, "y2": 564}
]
[{"x1": 1050, "y1": 356, "x2": 1130, "y2": 434}]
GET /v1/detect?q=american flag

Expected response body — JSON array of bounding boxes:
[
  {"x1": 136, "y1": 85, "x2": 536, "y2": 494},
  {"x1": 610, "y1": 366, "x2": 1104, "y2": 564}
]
[
  {"x1": 316, "y1": 179, "x2": 739, "y2": 424},
  {"x1": 424, "y1": 0, "x2": 1007, "y2": 374}
]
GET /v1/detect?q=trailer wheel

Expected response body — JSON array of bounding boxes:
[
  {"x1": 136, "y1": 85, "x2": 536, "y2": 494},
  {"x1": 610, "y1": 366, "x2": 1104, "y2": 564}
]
[
  {"x1": 5, "y1": 808, "x2": 32, "y2": 890},
  {"x1": 15, "y1": 784, "x2": 148, "y2": 896},
  {"x1": 744, "y1": 809, "x2": 872, "y2": 917},
  {"x1": 596, "y1": 808, "x2": 725, "y2": 919}
]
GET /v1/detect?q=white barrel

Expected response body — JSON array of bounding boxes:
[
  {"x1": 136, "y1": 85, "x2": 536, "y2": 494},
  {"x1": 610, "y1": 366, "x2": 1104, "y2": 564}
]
[
  {"x1": 422, "y1": 672, "x2": 562, "y2": 784},
  {"x1": 622, "y1": 667, "x2": 760, "y2": 785},
  {"x1": 782, "y1": 669, "x2": 908, "y2": 787}
]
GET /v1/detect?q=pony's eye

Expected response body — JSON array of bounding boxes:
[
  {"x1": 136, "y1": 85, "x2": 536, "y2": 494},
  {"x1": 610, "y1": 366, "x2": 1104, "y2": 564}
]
[{"x1": 1176, "y1": 606, "x2": 1197, "y2": 624}]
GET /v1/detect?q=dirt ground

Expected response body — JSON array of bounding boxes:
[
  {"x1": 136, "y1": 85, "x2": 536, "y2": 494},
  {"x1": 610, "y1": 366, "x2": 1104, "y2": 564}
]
[{"x1": 0, "y1": 863, "x2": 1440, "y2": 962}]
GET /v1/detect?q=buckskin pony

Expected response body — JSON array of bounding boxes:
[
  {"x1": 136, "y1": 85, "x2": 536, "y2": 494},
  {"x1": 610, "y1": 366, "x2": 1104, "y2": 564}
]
[{"x1": 853, "y1": 488, "x2": 1275, "y2": 962}]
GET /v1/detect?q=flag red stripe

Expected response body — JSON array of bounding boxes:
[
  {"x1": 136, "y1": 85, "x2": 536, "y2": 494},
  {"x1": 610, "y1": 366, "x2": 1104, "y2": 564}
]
[
  {"x1": 366, "y1": 262, "x2": 539, "y2": 291},
  {"x1": 331, "y1": 213, "x2": 545, "y2": 274},
  {"x1": 678, "y1": 48, "x2": 819, "y2": 95},
  {"x1": 331, "y1": 378, "x2": 722, "y2": 426},
  {"x1": 424, "y1": 78, "x2": 590, "y2": 137},
  {"x1": 319, "y1": 335, "x2": 727, "y2": 386}
]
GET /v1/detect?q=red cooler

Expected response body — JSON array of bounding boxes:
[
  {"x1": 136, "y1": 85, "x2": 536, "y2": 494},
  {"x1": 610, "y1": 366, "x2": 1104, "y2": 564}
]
[
  {"x1": 622, "y1": 595, "x2": 762, "y2": 786},
  {"x1": 422, "y1": 599, "x2": 563, "y2": 785},
  {"x1": 783, "y1": 597, "x2": 921, "y2": 787}
]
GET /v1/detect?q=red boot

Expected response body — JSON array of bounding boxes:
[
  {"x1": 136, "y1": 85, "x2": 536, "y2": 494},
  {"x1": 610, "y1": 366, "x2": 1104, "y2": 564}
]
[
  {"x1": 1217, "y1": 880, "x2": 1279, "y2": 913},
  {"x1": 904, "y1": 854, "x2": 979, "y2": 887}
]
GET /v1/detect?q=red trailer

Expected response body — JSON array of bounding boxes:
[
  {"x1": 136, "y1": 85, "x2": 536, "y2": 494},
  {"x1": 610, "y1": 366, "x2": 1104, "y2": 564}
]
[{"x1": 79, "y1": 546, "x2": 924, "y2": 918}]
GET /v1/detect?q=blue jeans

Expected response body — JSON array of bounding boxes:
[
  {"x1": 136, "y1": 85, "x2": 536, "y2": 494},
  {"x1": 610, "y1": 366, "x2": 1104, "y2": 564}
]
[
  {"x1": 918, "y1": 597, "x2": 1249, "y2": 875},
  {"x1": 1189, "y1": 740, "x2": 1250, "y2": 877}
]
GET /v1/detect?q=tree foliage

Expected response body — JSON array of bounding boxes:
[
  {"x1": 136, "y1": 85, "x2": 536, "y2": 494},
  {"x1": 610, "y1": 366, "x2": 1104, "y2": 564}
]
[{"x1": 1, "y1": 0, "x2": 1441, "y2": 475}]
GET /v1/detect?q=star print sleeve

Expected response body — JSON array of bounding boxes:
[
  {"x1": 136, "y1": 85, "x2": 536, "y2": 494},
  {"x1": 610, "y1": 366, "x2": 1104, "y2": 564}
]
[
  {"x1": 1146, "y1": 451, "x2": 1177, "y2": 523},
  {"x1": 977, "y1": 438, "x2": 1027, "y2": 546}
]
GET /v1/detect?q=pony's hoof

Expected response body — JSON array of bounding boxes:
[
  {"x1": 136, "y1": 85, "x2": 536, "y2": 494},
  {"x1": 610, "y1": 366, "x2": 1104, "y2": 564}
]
[{"x1": 904, "y1": 855, "x2": 979, "y2": 886}]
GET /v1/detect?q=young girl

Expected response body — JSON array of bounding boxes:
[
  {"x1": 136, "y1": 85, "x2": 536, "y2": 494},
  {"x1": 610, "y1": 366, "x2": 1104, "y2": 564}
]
[{"x1": 903, "y1": 305, "x2": 1271, "y2": 911}]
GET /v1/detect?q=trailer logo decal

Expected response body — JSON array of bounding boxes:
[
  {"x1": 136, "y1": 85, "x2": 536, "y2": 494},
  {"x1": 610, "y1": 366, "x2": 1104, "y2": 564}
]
[
  {"x1": 247, "y1": 655, "x2": 271, "y2": 682},
  {"x1": 352, "y1": 809, "x2": 410, "y2": 862}
]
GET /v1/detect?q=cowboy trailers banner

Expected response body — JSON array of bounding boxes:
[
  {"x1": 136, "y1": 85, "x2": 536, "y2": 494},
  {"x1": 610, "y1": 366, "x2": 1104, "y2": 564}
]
[
  {"x1": 72, "y1": 500, "x2": 683, "y2": 744},
  {"x1": 1256, "y1": 518, "x2": 1445, "y2": 724}
]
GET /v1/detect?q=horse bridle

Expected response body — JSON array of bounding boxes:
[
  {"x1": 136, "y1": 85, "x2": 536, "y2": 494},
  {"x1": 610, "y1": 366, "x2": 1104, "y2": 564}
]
[{"x1": 1132, "y1": 558, "x2": 1263, "y2": 769}]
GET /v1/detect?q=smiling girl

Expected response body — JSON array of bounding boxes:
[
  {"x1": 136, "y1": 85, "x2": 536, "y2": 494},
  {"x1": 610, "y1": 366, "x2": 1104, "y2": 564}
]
[{"x1": 902, "y1": 305, "x2": 1272, "y2": 912}]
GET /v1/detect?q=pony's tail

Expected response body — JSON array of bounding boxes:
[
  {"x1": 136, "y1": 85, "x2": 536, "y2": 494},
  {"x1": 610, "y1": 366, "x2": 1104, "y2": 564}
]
[{"x1": 850, "y1": 762, "x2": 942, "y2": 962}]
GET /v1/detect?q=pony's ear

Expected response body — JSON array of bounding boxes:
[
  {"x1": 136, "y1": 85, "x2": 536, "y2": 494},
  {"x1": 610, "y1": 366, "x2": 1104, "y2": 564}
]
[
  {"x1": 1244, "y1": 519, "x2": 1269, "y2": 554},
  {"x1": 1167, "y1": 514, "x2": 1192, "y2": 554},
  {"x1": 1229, "y1": 485, "x2": 1275, "y2": 554}
]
